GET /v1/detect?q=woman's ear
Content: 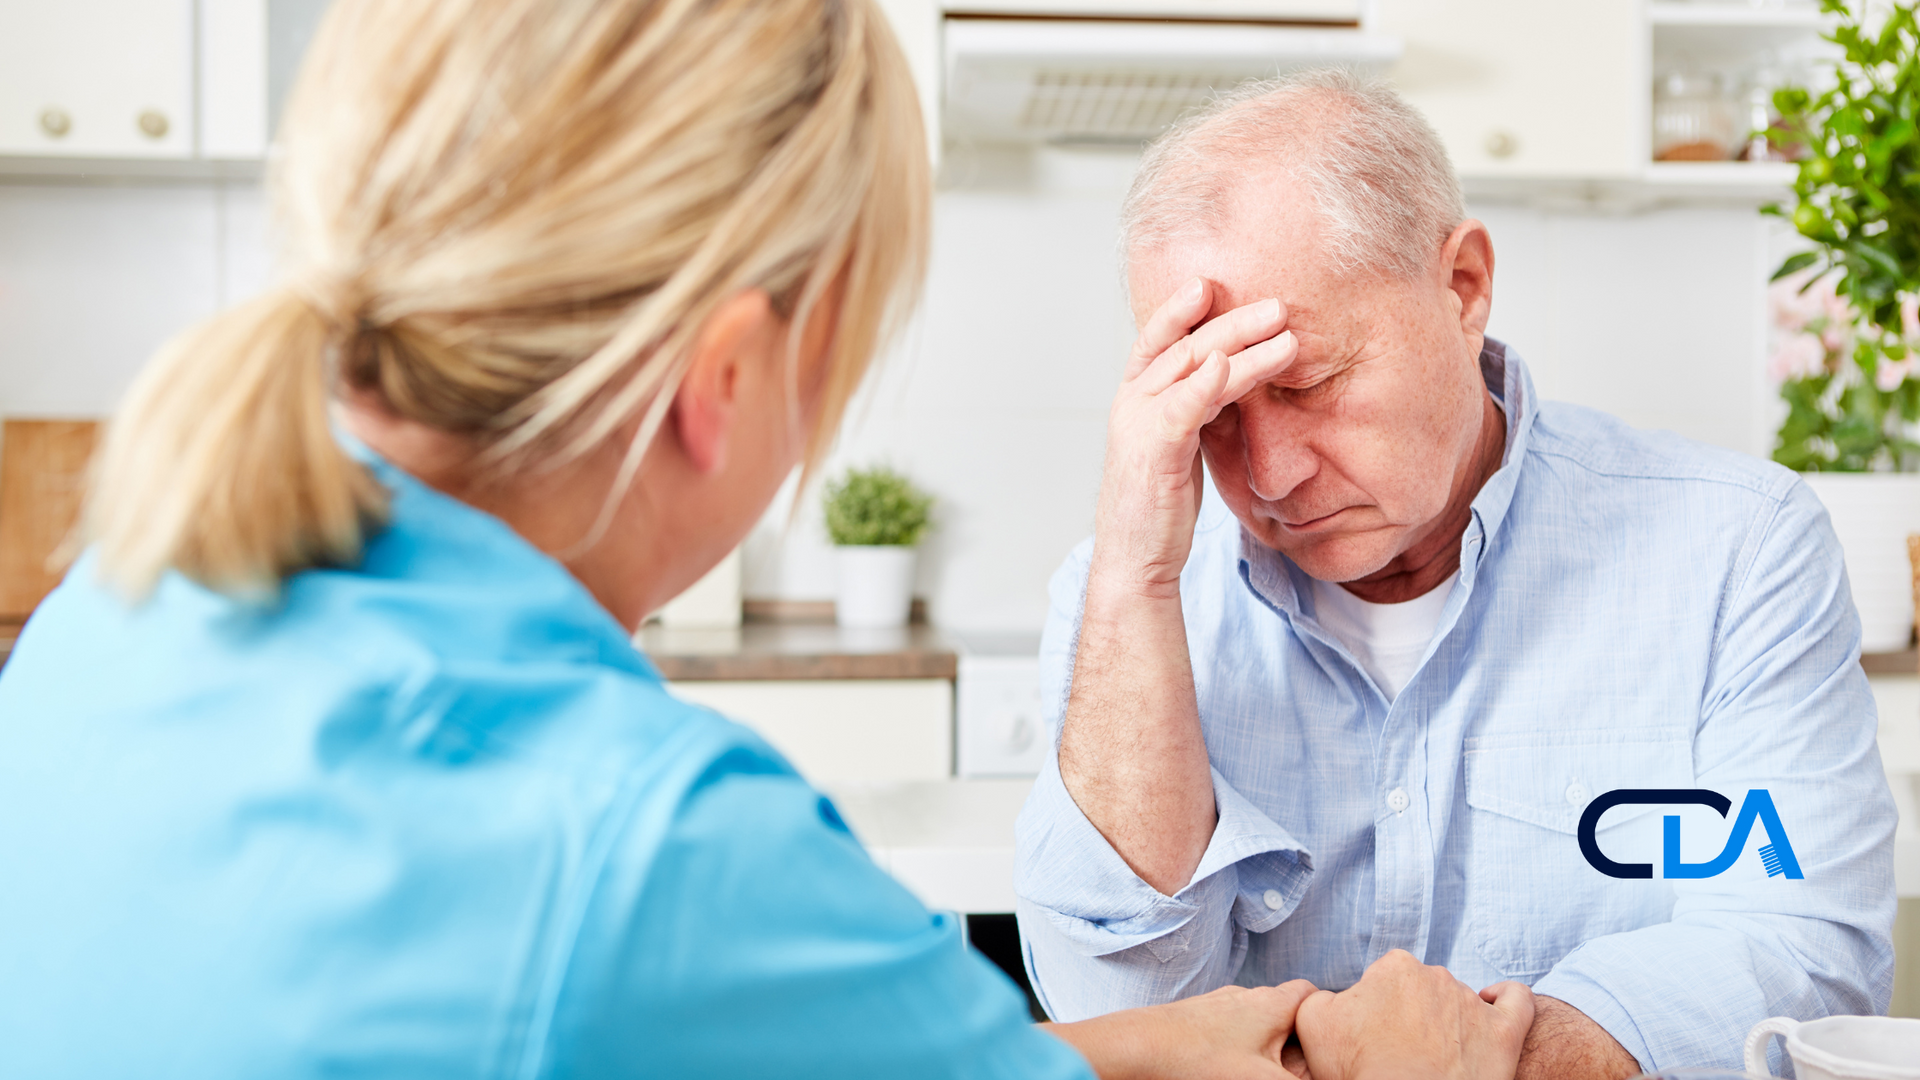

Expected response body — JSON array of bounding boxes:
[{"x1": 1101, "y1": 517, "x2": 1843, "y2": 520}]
[{"x1": 670, "y1": 289, "x2": 780, "y2": 475}]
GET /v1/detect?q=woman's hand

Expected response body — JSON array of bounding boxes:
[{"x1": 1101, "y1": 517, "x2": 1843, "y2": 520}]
[
  {"x1": 1045, "y1": 980, "x2": 1320, "y2": 1080},
  {"x1": 1293, "y1": 950, "x2": 1534, "y2": 1080}
]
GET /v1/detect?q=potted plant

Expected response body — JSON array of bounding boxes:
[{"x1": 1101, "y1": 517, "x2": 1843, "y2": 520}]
[
  {"x1": 1767, "y1": 0, "x2": 1920, "y2": 652},
  {"x1": 823, "y1": 465, "x2": 934, "y2": 629}
]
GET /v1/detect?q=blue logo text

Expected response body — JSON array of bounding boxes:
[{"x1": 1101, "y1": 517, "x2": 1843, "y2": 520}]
[{"x1": 1577, "y1": 788, "x2": 1803, "y2": 880}]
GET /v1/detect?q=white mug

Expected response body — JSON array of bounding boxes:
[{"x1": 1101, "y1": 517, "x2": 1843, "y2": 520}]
[{"x1": 1744, "y1": 1015, "x2": 1920, "y2": 1080}]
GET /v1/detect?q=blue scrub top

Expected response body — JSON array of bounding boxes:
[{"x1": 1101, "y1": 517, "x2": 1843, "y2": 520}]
[{"x1": 0, "y1": 456, "x2": 1091, "y2": 1080}]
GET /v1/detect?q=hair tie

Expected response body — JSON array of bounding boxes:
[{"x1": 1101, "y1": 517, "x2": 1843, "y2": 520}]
[{"x1": 289, "y1": 271, "x2": 368, "y2": 333}]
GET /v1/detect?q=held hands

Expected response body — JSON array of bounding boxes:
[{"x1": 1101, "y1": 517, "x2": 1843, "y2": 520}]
[
  {"x1": 1049, "y1": 981, "x2": 1320, "y2": 1080},
  {"x1": 1049, "y1": 955, "x2": 1534, "y2": 1080},
  {"x1": 1092, "y1": 278, "x2": 1297, "y2": 598},
  {"x1": 1293, "y1": 951, "x2": 1535, "y2": 1080}
]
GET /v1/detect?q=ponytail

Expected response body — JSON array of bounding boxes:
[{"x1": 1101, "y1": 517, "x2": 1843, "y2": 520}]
[{"x1": 85, "y1": 291, "x2": 387, "y2": 597}]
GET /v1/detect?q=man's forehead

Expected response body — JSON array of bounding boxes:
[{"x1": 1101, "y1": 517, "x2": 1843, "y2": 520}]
[
  {"x1": 1128, "y1": 234, "x2": 1333, "y2": 326},
  {"x1": 1128, "y1": 175, "x2": 1334, "y2": 316}
]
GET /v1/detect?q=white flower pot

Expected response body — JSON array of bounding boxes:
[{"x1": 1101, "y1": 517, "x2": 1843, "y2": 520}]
[
  {"x1": 1801, "y1": 473, "x2": 1920, "y2": 654},
  {"x1": 835, "y1": 545, "x2": 917, "y2": 629}
]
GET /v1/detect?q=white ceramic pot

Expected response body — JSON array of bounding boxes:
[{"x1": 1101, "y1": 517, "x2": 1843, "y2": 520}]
[
  {"x1": 1801, "y1": 473, "x2": 1920, "y2": 654},
  {"x1": 834, "y1": 545, "x2": 916, "y2": 629},
  {"x1": 1745, "y1": 1015, "x2": 1920, "y2": 1080}
]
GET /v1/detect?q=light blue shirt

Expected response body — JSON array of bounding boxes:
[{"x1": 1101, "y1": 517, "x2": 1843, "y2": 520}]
[
  {"x1": 1014, "y1": 342, "x2": 1897, "y2": 1073},
  {"x1": 0, "y1": 454, "x2": 1090, "y2": 1080}
]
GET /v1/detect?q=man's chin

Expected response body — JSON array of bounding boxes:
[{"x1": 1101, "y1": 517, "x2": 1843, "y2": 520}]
[{"x1": 1253, "y1": 526, "x2": 1399, "y2": 584}]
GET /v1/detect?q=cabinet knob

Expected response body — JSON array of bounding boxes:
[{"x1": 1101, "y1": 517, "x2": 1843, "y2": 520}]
[
  {"x1": 137, "y1": 110, "x2": 170, "y2": 139},
  {"x1": 38, "y1": 108, "x2": 71, "y2": 138},
  {"x1": 1485, "y1": 129, "x2": 1518, "y2": 160}
]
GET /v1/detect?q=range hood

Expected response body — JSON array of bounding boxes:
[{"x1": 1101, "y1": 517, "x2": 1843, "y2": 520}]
[{"x1": 943, "y1": 15, "x2": 1402, "y2": 145}]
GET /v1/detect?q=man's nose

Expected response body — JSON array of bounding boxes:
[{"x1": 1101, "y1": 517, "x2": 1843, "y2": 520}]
[{"x1": 1240, "y1": 398, "x2": 1319, "y2": 502}]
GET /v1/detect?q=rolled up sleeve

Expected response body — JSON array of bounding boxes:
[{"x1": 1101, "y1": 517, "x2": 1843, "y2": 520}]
[
  {"x1": 1012, "y1": 537, "x2": 1312, "y2": 1021},
  {"x1": 1534, "y1": 477, "x2": 1897, "y2": 1073}
]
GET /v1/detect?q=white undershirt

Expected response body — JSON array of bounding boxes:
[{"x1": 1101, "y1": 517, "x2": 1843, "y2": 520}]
[{"x1": 1308, "y1": 572, "x2": 1458, "y2": 701}]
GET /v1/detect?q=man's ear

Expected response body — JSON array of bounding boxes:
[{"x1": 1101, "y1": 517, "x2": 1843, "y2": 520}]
[
  {"x1": 670, "y1": 289, "x2": 779, "y2": 475},
  {"x1": 1439, "y1": 220, "x2": 1494, "y2": 338}
]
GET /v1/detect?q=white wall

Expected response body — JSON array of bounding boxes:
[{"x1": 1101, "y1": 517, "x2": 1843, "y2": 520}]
[
  {"x1": 1471, "y1": 201, "x2": 1786, "y2": 459},
  {"x1": 0, "y1": 180, "x2": 269, "y2": 415},
  {"x1": 0, "y1": 158, "x2": 1789, "y2": 634}
]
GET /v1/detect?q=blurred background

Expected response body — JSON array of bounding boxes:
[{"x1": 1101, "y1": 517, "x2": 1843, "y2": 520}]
[{"x1": 1, "y1": 0, "x2": 1915, "y2": 1021}]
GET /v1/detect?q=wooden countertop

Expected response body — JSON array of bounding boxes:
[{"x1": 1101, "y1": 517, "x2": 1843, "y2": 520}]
[
  {"x1": 636, "y1": 621, "x2": 959, "y2": 682},
  {"x1": 0, "y1": 617, "x2": 963, "y2": 681},
  {"x1": 1864, "y1": 648, "x2": 1919, "y2": 676}
]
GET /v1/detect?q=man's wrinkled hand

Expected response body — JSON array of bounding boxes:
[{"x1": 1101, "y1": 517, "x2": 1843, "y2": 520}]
[
  {"x1": 1293, "y1": 950, "x2": 1533, "y2": 1080},
  {"x1": 1090, "y1": 277, "x2": 1297, "y2": 599}
]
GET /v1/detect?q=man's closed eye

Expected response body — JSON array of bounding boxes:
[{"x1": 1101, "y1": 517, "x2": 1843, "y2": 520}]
[{"x1": 1270, "y1": 371, "x2": 1345, "y2": 404}]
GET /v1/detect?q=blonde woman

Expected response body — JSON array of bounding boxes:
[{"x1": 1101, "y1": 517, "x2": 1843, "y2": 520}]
[{"x1": 0, "y1": 1, "x2": 1316, "y2": 1076}]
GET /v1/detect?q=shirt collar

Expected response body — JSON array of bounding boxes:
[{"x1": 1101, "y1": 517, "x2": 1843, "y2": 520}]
[
  {"x1": 1463, "y1": 337, "x2": 1537, "y2": 572},
  {"x1": 1237, "y1": 337, "x2": 1539, "y2": 614}
]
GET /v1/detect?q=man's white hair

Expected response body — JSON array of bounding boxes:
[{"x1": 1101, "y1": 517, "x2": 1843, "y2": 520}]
[{"x1": 1123, "y1": 68, "x2": 1464, "y2": 280}]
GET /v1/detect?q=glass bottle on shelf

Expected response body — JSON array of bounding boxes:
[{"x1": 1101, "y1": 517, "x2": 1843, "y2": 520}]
[
  {"x1": 1653, "y1": 70, "x2": 1738, "y2": 162},
  {"x1": 1736, "y1": 58, "x2": 1807, "y2": 162}
]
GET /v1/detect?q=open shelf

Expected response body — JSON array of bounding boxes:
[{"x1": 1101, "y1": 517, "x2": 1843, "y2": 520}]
[
  {"x1": 1649, "y1": 2, "x2": 1828, "y2": 30},
  {"x1": 1651, "y1": 2, "x2": 1836, "y2": 62},
  {"x1": 1644, "y1": 159, "x2": 1798, "y2": 189}
]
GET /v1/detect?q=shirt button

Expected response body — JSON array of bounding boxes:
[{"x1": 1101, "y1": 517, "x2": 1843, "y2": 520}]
[
  {"x1": 1566, "y1": 781, "x2": 1589, "y2": 806},
  {"x1": 1387, "y1": 787, "x2": 1410, "y2": 813},
  {"x1": 1263, "y1": 889, "x2": 1284, "y2": 910}
]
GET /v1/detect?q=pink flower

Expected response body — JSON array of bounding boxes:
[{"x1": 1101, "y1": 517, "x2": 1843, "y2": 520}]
[
  {"x1": 1770, "y1": 332, "x2": 1828, "y2": 382},
  {"x1": 1902, "y1": 295, "x2": 1920, "y2": 340},
  {"x1": 1821, "y1": 285, "x2": 1857, "y2": 336},
  {"x1": 1770, "y1": 274, "x2": 1826, "y2": 331},
  {"x1": 1822, "y1": 320, "x2": 1852, "y2": 352},
  {"x1": 1876, "y1": 356, "x2": 1915, "y2": 391}
]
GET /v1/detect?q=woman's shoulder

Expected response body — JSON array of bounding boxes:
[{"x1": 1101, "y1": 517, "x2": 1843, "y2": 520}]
[{"x1": 3, "y1": 532, "x2": 799, "y2": 813}]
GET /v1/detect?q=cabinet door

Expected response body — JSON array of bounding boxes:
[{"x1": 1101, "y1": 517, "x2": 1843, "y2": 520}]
[
  {"x1": 668, "y1": 679, "x2": 955, "y2": 784},
  {"x1": 202, "y1": 0, "x2": 269, "y2": 159},
  {"x1": 0, "y1": 0, "x2": 194, "y2": 158},
  {"x1": 1373, "y1": 0, "x2": 1639, "y2": 179}
]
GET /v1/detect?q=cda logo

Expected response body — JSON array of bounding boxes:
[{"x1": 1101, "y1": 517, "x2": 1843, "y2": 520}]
[{"x1": 1577, "y1": 788, "x2": 1803, "y2": 880}]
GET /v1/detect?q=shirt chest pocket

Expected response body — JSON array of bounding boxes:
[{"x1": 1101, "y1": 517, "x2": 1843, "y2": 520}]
[{"x1": 1463, "y1": 734, "x2": 1692, "y2": 980}]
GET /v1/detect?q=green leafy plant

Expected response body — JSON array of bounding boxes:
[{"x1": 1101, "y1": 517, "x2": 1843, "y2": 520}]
[
  {"x1": 823, "y1": 466, "x2": 933, "y2": 546},
  {"x1": 1766, "y1": 0, "x2": 1920, "y2": 470}
]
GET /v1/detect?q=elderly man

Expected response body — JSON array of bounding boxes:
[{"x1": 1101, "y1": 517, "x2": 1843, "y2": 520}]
[{"x1": 1013, "y1": 70, "x2": 1898, "y2": 1079}]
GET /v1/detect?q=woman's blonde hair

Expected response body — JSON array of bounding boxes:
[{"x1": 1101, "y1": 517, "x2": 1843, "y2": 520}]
[{"x1": 86, "y1": 0, "x2": 929, "y2": 596}]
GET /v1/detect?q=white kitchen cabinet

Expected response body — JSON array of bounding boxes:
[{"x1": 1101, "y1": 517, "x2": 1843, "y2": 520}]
[
  {"x1": 1875, "y1": 675, "x2": 1920, "y2": 900},
  {"x1": 1873, "y1": 673, "x2": 1920, "y2": 1018},
  {"x1": 956, "y1": 653, "x2": 1047, "y2": 777},
  {"x1": 202, "y1": 0, "x2": 270, "y2": 159},
  {"x1": 1373, "y1": 0, "x2": 1641, "y2": 179},
  {"x1": 0, "y1": 0, "x2": 195, "y2": 159},
  {"x1": 0, "y1": 0, "x2": 295, "y2": 172},
  {"x1": 826, "y1": 779, "x2": 1034, "y2": 913},
  {"x1": 668, "y1": 678, "x2": 954, "y2": 784}
]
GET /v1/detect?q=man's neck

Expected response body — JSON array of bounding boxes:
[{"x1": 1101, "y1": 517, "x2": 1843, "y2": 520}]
[{"x1": 1339, "y1": 392, "x2": 1508, "y2": 605}]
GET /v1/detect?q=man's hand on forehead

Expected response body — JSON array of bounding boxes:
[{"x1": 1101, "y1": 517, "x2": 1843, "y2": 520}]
[{"x1": 1126, "y1": 277, "x2": 1298, "y2": 399}]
